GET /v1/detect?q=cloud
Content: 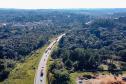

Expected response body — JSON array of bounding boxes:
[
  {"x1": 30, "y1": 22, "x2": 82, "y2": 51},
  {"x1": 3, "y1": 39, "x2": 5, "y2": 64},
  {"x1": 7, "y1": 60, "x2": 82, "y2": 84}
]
[{"x1": 0, "y1": 0, "x2": 126, "y2": 9}]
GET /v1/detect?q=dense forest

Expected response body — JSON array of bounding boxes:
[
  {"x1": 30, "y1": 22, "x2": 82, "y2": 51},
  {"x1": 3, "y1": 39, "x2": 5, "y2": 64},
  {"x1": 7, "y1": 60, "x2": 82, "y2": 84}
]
[{"x1": 49, "y1": 10, "x2": 126, "y2": 83}]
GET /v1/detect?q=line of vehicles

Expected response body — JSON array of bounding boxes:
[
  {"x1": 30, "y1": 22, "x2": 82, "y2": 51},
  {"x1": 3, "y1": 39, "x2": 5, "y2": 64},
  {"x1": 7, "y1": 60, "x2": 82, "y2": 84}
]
[{"x1": 40, "y1": 37, "x2": 59, "y2": 82}]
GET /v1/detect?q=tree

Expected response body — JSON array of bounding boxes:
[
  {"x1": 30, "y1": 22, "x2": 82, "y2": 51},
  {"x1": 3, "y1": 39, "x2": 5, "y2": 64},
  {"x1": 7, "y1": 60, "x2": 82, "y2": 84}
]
[
  {"x1": 53, "y1": 69, "x2": 70, "y2": 84},
  {"x1": 108, "y1": 63, "x2": 117, "y2": 71},
  {"x1": 65, "y1": 59, "x2": 73, "y2": 69},
  {"x1": 119, "y1": 49, "x2": 126, "y2": 60}
]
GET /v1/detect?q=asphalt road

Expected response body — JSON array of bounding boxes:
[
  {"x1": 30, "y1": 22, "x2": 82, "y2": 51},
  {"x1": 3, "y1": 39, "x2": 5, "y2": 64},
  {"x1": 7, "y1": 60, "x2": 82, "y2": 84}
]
[{"x1": 34, "y1": 34, "x2": 65, "y2": 84}]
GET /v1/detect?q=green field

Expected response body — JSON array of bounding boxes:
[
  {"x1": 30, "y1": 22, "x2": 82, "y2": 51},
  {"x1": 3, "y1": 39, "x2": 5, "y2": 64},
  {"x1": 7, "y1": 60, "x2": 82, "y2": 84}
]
[{"x1": 0, "y1": 45, "x2": 48, "y2": 84}]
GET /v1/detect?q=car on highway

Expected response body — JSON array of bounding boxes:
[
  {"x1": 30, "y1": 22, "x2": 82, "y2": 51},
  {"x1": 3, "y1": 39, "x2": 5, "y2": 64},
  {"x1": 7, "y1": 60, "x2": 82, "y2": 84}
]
[
  {"x1": 79, "y1": 80, "x2": 83, "y2": 84},
  {"x1": 49, "y1": 47, "x2": 51, "y2": 50},
  {"x1": 40, "y1": 79, "x2": 42, "y2": 82},
  {"x1": 40, "y1": 69, "x2": 43, "y2": 77},
  {"x1": 45, "y1": 50, "x2": 48, "y2": 53}
]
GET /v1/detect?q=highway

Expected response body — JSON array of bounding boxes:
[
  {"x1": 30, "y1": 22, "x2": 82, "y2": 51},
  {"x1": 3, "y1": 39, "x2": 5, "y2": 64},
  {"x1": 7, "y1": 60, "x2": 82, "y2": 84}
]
[{"x1": 34, "y1": 33, "x2": 65, "y2": 84}]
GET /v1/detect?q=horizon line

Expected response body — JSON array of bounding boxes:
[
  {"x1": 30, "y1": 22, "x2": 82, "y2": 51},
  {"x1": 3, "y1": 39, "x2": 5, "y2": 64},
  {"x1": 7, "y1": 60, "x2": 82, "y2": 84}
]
[{"x1": 0, "y1": 7, "x2": 126, "y2": 10}]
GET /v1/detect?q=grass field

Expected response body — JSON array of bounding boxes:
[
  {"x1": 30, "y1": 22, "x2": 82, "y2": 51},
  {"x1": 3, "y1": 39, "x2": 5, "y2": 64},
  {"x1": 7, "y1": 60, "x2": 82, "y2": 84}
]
[{"x1": 0, "y1": 45, "x2": 48, "y2": 84}]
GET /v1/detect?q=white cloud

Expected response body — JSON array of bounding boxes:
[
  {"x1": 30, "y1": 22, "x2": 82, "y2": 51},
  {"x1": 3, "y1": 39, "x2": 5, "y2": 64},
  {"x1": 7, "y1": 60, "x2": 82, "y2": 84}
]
[{"x1": 0, "y1": 0, "x2": 126, "y2": 9}]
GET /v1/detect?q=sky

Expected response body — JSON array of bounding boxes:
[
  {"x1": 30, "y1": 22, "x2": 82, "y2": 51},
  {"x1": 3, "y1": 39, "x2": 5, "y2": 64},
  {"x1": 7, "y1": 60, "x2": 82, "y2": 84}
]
[{"x1": 0, "y1": 0, "x2": 126, "y2": 9}]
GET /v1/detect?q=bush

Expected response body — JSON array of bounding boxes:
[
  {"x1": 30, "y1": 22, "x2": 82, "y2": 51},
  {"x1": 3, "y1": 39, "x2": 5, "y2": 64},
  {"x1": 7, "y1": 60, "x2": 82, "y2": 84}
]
[{"x1": 0, "y1": 70, "x2": 9, "y2": 82}]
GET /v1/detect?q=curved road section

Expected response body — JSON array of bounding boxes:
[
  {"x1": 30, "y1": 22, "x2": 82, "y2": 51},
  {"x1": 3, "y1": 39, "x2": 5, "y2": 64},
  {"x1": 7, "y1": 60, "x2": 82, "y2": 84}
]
[{"x1": 34, "y1": 34, "x2": 65, "y2": 84}]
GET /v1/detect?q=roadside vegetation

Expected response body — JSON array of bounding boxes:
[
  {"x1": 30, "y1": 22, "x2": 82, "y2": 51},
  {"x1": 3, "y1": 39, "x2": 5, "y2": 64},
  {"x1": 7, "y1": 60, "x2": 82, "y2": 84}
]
[{"x1": 0, "y1": 45, "x2": 47, "y2": 84}]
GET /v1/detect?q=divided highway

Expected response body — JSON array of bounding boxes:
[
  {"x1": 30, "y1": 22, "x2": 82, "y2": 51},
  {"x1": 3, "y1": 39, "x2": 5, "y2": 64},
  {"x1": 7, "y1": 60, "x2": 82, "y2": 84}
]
[{"x1": 34, "y1": 33, "x2": 65, "y2": 84}]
